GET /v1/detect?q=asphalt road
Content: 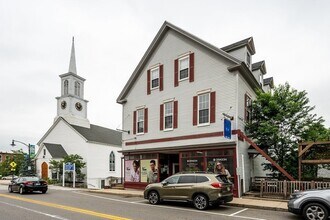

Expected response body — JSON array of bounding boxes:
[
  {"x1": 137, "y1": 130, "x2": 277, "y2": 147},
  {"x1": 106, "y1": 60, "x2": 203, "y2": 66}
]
[{"x1": 0, "y1": 185, "x2": 302, "y2": 220}]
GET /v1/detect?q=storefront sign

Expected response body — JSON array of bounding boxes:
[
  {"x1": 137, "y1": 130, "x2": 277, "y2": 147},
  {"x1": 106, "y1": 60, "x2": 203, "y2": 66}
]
[
  {"x1": 125, "y1": 160, "x2": 140, "y2": 182},
  {"x1": 224, "y1": 118, "x2": 231, "y2": 139},
  {"x1": 141, "y1": 159, "x2": 158, "y2": 183}
]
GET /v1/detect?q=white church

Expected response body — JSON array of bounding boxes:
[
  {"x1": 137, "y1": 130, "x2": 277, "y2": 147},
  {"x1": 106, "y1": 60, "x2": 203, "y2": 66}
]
[{"x1": 35, "y1": 39, "x2": 122, "y2": 189}]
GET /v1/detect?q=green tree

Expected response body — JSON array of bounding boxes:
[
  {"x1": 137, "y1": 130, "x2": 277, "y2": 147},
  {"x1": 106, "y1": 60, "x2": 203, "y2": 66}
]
[
  {"x1": 0, "y1": 150, "x2": 25, "y2": 176},
  {"x1": 245, "y1": 83, "x2": 326, "y2": 179},
  {"x1": 49, "y1": 154, "x2": 86, "y2": 182}
]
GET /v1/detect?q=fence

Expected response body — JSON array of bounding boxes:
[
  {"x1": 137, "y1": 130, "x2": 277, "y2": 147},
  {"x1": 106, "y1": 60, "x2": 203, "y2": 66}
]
[{"x1": 260, "y1": 180, "x2": 330, "y2": 199}]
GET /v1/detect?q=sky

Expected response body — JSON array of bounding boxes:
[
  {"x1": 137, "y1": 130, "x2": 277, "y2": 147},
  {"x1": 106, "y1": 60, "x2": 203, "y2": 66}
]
[{"x1": 1, "y1": 0, "x2": 330, "y2": 153}]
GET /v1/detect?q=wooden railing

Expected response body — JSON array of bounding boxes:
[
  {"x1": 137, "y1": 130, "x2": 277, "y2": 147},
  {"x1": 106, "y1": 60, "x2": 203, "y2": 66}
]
[{"x1": 260, "y1": 180, "x2": 330, "y2": 199}]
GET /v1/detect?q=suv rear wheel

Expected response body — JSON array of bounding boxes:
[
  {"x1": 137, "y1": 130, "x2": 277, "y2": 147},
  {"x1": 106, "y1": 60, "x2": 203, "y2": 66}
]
[
  {"x1": 193, "y1": 194, "x2": 209, "y2": 210},
  {"x1": 303, "y1": 203, "x2": 329, "y2": 220},
  {"x1": 148, "y1": 191, "x2": 160, "y2": 205}
]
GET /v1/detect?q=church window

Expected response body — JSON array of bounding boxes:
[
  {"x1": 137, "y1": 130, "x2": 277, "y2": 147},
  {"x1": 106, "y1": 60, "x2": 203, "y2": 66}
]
[
  {"x1": 109, "y1": 151, "x2": 115, "y2": 171},
  {"x1": 64, "y1": 80, "x2": 69, "y2": 95},
  {"x1": 75, "y1": 81, "x2": 81, "y2": 97}
]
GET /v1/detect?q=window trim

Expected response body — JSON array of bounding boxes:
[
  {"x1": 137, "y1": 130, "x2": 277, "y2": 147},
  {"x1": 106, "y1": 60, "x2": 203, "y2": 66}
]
[
  {"x1": 163, "y1": 101, "x2": 174, "y2": 131},
  {"x1": 178, "y1": 56, "x2": 189, "y2": 81},
  {"x1": 150, "y1": 67, "x2": 160, "y2": 90},
  {"x1": 245, "y1": 94, "x2": 252, "y2": 123},
  {"x1": 136, "y1": 108, "x2": 145, "y2": 135},
  {"x1": 246, "y1": 52, "x2": 251, "y2": 68},
  {"x1": 197, "y1": 92, "x2": 210, "y2": 126}
]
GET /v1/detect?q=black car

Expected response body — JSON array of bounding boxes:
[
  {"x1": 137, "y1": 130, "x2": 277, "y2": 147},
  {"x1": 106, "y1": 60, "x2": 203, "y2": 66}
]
[{"x1": 8, "y1": 176, "x2": 48, "y2": 194}]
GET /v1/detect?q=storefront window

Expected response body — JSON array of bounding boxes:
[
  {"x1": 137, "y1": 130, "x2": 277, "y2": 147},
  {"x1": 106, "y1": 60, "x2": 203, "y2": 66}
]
[{"x1": 181, "y1": 157, "x2": 204, "y2": 172}]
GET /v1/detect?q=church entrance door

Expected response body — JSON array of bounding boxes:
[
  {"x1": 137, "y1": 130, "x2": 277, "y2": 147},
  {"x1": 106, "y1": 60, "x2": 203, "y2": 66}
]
[{"x1": 41, "y1": 162, "x2": 48, "y2": 179}]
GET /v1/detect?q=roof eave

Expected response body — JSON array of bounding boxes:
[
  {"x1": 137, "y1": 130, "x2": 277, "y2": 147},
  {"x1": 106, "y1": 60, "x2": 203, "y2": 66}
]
[
  {"x1": 117, "y1": 21, "x2": 241, "y2": 103},
  {"x1": 228, "y1": 62, "x2": 262, "y2": 91}
]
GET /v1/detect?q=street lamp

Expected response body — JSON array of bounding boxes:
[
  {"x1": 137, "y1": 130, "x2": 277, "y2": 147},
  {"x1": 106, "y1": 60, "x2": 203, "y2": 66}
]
[{"x1": 11, "y1": 139, "x2": 32, "y2": 175}]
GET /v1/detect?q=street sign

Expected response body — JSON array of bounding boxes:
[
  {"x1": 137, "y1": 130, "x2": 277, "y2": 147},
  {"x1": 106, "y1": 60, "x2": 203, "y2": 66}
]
[
  {"x1": 10, "y1": 162, "x2": 17, "y2": 168},
  {"x1": 224, "y1": 118, "x2": 231, "y2": 139},
  {"x1": 30, "y1": 145, "x2": 35, "y2": 158},
  {"x1": 65, "y1": 163, "x2": 74, "y2": 171},
  {"x1": 11, "y1": 168, "x2": 16, "y2": 171}
]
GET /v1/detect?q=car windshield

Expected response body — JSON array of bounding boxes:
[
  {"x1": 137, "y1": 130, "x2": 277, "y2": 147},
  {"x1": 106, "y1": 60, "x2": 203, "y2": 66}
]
[{"x1": 21, "y1": 177, "x2": 40, "y2": 181}]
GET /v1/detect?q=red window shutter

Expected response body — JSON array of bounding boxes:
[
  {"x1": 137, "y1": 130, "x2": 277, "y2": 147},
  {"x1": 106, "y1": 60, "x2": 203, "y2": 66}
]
[
  {"x1": 147, "y1": 70, "x2": 151, "y2": 95},
  {"x1": 133, "y1": 111, "x2": 136, "y2": 134},
  {"x1": 210, "y1": 91, "x2": 216, "y2": 123},
  {"x1": 189, "y1": 53, "x2": 194, "y2": 82},
  {"x1": 174, "y1": 101, "x2": 178, "y2": 128},
  {"x1": 144, "y1": 108, "x2": 148, "y2": 133},
  {"x1": 160, "y1": 104, "x2": 164, "y2": 130},
  {"x1": 159, "y1": 65, "x2": 163, "y2": 91},
  {"x1": 244, "y1": 94, "x2": 247, "y2": 121},
  {"x1": 174, "y1": 59, "x2": 179, "y2": 87},
  {"x1": 193, "y1": 96, "x2": 198, "y2": 126}
]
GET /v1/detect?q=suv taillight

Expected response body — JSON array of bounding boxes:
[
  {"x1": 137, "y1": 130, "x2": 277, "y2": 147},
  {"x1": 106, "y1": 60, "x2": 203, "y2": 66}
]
[{"x1": 211, "y1": 182, "x2": 222, "y2": 188}]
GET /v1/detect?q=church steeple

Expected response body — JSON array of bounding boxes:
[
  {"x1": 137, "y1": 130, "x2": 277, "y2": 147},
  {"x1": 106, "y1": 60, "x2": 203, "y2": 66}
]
[
  {"x1": 55, "y1": 38, "x2": 90, "y2": 128},
  {"x1": 68, "y1": 37, "x2": 77, "y2": 74}
]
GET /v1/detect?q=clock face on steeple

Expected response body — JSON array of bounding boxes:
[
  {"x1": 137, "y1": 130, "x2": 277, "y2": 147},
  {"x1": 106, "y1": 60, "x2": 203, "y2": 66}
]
[
  {"x1": 61, "y1": 101, "x2": 67, "y2": 109},
  {"x1": 75, "y1": 102, "x2": 83, "y2": 111}
]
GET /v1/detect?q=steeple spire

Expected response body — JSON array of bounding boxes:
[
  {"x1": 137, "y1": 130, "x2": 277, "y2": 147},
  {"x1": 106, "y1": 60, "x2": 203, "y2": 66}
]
[{"x1": 68, "y1": 37, "x2": 77, "y2": 74}]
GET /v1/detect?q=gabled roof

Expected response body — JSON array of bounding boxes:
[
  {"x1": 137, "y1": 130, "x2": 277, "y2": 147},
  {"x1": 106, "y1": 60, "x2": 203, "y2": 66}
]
[
  {"x1": 252, "y1": 60, "x2": 267, "y2": 74},
  {"x1": 37, "y1": 117, "x2": 122, "y2": 147},
  {"x1": 221, "y1": 37, "x2": 256, "y2": 55},
  {"x1": 71, "y1": 124, "x2": 122, "y2": 146},
  {"x1": 263, "y1": 77, "x2": 274, "y2": 88},
  {"x1": 44, "y1": 143, "x2": 68, "y2": 158},
  {"x1": 116, "y1": 21, "x2": 242, "y2": 104}
]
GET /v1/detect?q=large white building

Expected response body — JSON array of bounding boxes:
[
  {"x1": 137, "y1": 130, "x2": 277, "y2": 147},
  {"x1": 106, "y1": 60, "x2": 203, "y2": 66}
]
[
  {"x1": 35, "y1": 39, "x2": 122, "y2": 189},
  {"x1": 117, "y1": 22, "x2": 274, "y2": 197}
]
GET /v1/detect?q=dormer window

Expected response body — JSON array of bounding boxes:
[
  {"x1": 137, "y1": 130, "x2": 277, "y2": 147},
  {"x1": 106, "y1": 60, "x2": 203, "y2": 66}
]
[
  {"x1": 246, "y1": 52, "x2": 251, "y2": 68},
  {"x1": 179, "y1": 56, "x2": 189, "y2": 80},
  {"x1": 259, "y1": 74, "x2": 263, "y2": 86},
  {"x1": 151, "y1": 67, "x2": 159, "y2": 89}
]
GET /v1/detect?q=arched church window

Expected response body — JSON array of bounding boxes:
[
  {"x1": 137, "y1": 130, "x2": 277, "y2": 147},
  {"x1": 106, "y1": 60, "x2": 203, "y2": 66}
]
[
  {"x1": 109, "y1": 151, "x2": 115, "y2": 171},
  {"x1": 64, "y1": 80, "x2": 69, "y2": 95},
  {"x1": 74, "y1": 81, "x2": 81, "y2": 97}
]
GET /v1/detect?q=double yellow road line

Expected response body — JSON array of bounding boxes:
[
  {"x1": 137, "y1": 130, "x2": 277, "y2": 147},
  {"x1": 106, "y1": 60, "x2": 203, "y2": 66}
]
[{"x1": 0, "y1": 194, "x2": 131, "y2": 220}]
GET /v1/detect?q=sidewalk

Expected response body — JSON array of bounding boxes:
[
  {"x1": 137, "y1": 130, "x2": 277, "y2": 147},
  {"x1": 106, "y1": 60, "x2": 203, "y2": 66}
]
[
  {"x1": 0, "y1": 180, "x2": 288, "y2": 212},
  {"x1": 88, "y1": 188, "x2": 288, "y2": 212}
]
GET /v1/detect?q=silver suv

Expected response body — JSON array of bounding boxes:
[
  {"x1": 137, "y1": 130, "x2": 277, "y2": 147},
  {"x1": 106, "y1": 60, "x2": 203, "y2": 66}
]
[
  {"x1": 144, "y1": 172, "x2": 233, "y2": 210},
  {"x1": 288, "y1": 189, "x2": 330, "y2": 220}
]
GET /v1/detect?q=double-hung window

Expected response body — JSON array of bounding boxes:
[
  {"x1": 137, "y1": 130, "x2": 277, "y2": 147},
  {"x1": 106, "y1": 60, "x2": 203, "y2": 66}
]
[
  {"x1": 164, "y1": 102, "x2": 173, "y2": 130},
  {"x1": 245, "y1": 94, "x2": 252, "y2": 123},
  {"x1": 179, "y1": 56, "x2": 189, "y2": 80},
  {"x1": 137, "y1": 109, "x2": 144, "y2": 134},
  {"x1": 198, "y1": 93, "x2": 210, "y2": 125},
  {"x1": 151, "y1": 67, "x2": 159, "y2": 89}
]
